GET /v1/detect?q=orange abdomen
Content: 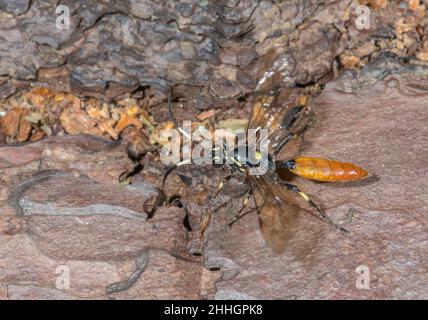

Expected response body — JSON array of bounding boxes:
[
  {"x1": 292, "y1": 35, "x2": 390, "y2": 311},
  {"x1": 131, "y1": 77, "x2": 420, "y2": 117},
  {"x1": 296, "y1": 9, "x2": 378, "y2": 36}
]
[{"x1": 289, "y1": 157, "x2": 369, "y2": 182}]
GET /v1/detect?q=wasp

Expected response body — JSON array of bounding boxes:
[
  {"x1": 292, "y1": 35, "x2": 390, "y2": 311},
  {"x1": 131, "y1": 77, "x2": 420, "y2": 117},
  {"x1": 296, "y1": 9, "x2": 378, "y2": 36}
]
[{"x1": 164, "y1": 87, "x2": 370, "y2": 253}]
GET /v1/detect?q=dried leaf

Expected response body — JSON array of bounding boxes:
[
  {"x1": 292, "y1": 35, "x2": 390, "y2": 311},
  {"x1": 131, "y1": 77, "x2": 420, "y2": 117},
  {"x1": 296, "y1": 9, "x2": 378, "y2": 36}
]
[
  {"x1": 339, "y1": 53, "x2": 360, "y2": 69},
  {"x1": 297, "y1": 95, "x2": 309, "y2": 107},
  {"x1": 416, "y1": 50, "x2": 428, "y2": 61},
  {"x1": 115, "y1": 107, "x2": 143, "y2": 134},
  {"x1": 25, "y1": 112, "x2": 43, "y2": 124},
  {"x1": 409, "y1": 0, "x2": 426, "y2": 17},
  {"x1": 196, "y1": 109, "x2": 216, "y2": 121},
  {"x1": 16, "y1": 119, "x2": 32, "y2": 142},
  {"x1": 60, "y1": 107, "x2": 102, "y2": 136},
  {"x1": 99, "y1": 119, "x2": 118, "y2": 140},
  {"x1": 395, "y1": 18, "x2": 416, "y2": 38},
  {"x1": 24, "y1": 87, "x2": 54, "y2": 108},
  {"x1": 0, "y1": 108, "x2": 22, "y2": 137},
  {"x1": 358, "y1": 0, "x2": 388, "y2": 9},
  {"x1": 30, "y1": 128, "x2": 46, "y2": 142}
]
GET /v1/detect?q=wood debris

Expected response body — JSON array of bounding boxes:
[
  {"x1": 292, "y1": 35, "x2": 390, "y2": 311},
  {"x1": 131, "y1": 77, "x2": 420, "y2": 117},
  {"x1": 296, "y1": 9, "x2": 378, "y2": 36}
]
[{"x1": 0, "y1": 87, "x2": 161, "y2": 159}]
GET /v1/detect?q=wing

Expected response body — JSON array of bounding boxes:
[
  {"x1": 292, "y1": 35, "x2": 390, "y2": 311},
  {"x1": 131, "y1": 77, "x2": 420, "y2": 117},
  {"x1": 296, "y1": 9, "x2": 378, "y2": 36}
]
[
  {"x1": 247, "y1": 173, "x2": 304, "y2": 253},
  {"x1": 248, "y1": 88, "x2": 312, "y2": 156}
]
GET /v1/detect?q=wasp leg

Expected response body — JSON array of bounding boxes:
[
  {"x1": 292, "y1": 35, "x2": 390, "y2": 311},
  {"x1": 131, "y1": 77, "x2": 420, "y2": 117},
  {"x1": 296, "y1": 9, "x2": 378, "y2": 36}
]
[
  {"x1": 214, "y1": 175, "x2": 229, "y2": 198},
  {"x1": 211, "y1": 185, "x2": 253, "y2": 228},
  {"x1": 227, "y1": 189, "x2": 253, "y2": 228},
  {"x1": 273, "y1": 114, "x2": 315, "y2": 157},
  {"x1": 162, "y1": 159, "x2": 192, "y2": 188},
  {"x1": 162, "y1": 89, "x2": 192, "y2": 188},
  {"x1": 278, "y1": 180, "x2": 349, "y2": 234},
  {"x1": 199, "y1": 212, "x2": 211, "y2": 239},
  {"x1": 213, "y1": 166, "x2": 236, "y2": 198}
]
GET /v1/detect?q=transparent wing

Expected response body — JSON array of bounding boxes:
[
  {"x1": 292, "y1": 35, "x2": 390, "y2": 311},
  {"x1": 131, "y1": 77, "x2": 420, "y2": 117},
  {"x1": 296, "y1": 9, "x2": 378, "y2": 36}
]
[
  {"x1": 247, "y1": 173, "x2": 304, "y2": 253},
  {"x1": 248, "y1": 89, "x2": 312, "y2": 156}
]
